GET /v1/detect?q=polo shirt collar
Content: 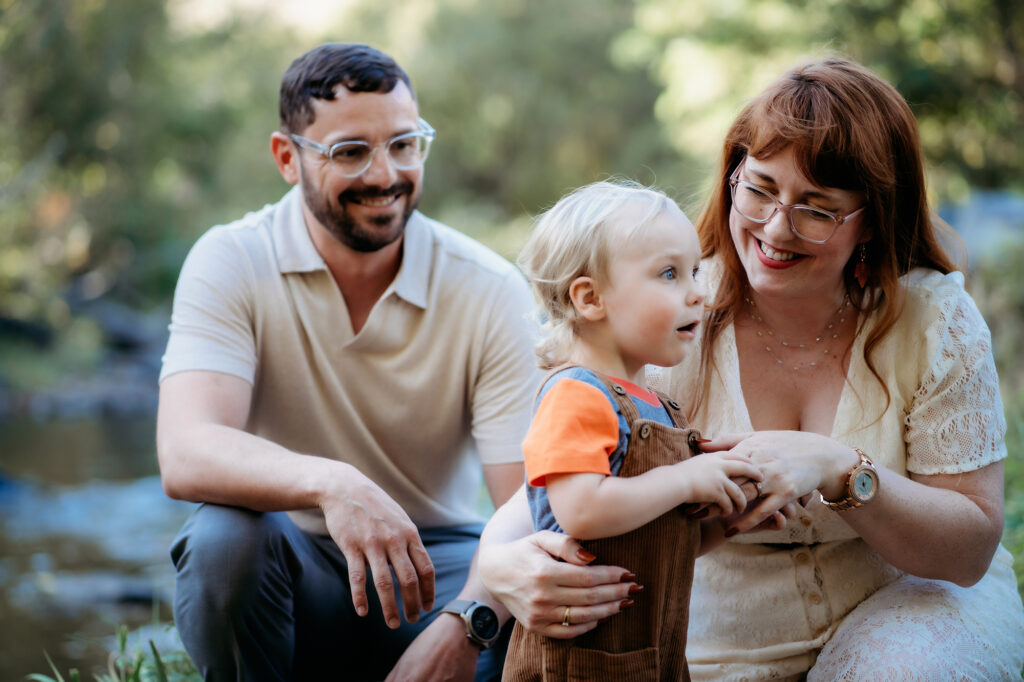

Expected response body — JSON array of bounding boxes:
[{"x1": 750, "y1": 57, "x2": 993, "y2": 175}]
[{"x1": 272, "y1": 187, "x2": 431, "y2": 310}]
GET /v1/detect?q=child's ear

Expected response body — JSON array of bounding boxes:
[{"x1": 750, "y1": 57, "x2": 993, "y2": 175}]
[{"x1": 569, "y1": 276, "x2": 605, "y2": 321}]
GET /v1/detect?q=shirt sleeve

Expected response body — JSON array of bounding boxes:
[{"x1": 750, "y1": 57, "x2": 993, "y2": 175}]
[
  {"x1": 159, "y1": 227, "x2": 257, "y2": 384},
  {"x1": 469, "y1": 267, "x2": 543, "y2": 465},
  {"x1": 523, "y1": 378, "x2": 620, "y2": 486},
  {"x1": 905, "y1": 272, "x2": 1007, "y2": 474}
]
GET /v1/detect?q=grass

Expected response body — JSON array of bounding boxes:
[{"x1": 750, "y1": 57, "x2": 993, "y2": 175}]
[{"x1": 27, "y1": 625, "x2": 197, "y2": 682}]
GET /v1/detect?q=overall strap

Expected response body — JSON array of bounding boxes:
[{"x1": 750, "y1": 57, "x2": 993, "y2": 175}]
[{"x1": 532, "y1": 364, "x2": 642, "y2": 423}]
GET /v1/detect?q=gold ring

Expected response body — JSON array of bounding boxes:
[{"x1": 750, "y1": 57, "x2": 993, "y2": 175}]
[{"x1": 562, "y1": 605, "x2": 571, "y2": 627}]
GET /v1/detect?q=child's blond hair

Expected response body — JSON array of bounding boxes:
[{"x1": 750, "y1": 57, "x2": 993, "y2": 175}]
[{"x1": 517, "y1": 179, "x2": 676, "y2": 370}]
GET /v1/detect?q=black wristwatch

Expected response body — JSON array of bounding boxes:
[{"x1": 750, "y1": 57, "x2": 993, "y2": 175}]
[{"x1": 440, "y1": 599, "x2": 500, "y2": 649}]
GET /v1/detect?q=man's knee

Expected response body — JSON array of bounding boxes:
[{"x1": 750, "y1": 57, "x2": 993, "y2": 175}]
[{"x1": 172, "y1": 504, "x2": 292, "y2": 607}]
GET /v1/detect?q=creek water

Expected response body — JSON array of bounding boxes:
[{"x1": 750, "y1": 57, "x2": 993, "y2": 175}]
[{"x1": 0, "y1": 416, "x2": 195, "y2": 679}]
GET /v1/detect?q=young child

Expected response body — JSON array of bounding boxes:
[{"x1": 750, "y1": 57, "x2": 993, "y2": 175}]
[{"x1": 502, "y1": 180, "x2": 763, "y2": 681}]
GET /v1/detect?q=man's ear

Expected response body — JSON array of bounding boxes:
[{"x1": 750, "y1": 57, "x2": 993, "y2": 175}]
[
  {"x1": 270, "y1": 132, "x2": 300, "y2": 185},
  {"x1": 569, "y1": 276, "x2": 605, "y2": 322}
]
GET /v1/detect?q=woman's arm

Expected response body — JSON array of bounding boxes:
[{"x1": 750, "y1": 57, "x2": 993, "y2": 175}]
[{"x1": 708, "y1": 431, "x2": 1003, "y2": 587}]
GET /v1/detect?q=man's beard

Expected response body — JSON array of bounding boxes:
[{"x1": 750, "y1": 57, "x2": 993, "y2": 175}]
[{"x1": 300, "y1": 165, "x2": 419, "y2": 253}]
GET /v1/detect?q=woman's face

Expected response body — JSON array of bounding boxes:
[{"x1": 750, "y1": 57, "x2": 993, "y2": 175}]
[{"x1": 729, "y1": 146, "x2": 869, "y2": 304}]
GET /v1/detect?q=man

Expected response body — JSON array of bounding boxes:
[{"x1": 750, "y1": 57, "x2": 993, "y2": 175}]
[{"x1": 157, "y1": 43, "x2": 538, "y2": 681}]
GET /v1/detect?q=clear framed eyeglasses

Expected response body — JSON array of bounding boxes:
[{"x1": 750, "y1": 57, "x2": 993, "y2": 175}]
[
  {"x1": 289, "y1": 118, "x2": 436, "y2": 178},
  {"x1": 728, "y1": 160, "x2": 866, "y2": 244}
]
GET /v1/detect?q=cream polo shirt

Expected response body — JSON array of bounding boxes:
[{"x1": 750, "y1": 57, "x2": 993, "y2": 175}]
[{"x1": 161, "y1": 187, "x2": 540, "y2": 533}]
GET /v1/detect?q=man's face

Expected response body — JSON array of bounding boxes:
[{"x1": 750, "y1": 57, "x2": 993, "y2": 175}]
[{"x1": 294, "y1": 82, "x2": 424, "y2": 252}]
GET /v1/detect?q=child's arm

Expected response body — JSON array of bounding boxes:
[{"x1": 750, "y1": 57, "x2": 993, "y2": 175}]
[{"x1": 546, "y1": 452, "x2": 763, "y2": 540}]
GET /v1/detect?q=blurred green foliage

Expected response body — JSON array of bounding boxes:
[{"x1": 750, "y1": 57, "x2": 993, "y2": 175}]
[
  {"x1": 2, "y1": 0, "x2": 1021, "y2": 343},
  {"x1": 971, "y1": 240, "x2": 1024, "y2": 596}
]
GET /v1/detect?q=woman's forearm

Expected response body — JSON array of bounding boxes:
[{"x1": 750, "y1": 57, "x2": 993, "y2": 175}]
[{"x1": 840, "y1": 462, "x2": 1004, "y2": 586}]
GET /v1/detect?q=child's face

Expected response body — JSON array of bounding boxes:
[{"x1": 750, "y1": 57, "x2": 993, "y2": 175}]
[{"x1": 600, "y1": 203, "x2": 706, "y2": 374}]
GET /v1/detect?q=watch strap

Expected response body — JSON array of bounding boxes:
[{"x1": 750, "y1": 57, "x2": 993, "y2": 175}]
[{"x1": 440, "y1": 599, "x2": 475, "y2": 616}]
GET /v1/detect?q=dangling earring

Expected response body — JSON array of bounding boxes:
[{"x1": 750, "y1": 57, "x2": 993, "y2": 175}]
[{"x1": 854, "y1": 243, "x2": 869, "y2": 288}]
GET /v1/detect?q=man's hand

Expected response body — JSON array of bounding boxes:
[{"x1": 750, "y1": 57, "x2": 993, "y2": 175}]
[
  {"x1": 385, "y1": 614, "x2": 480, "y2": 682},
  {"x1": 320, "y1": 466, "x2": 436, "y2": 629}
]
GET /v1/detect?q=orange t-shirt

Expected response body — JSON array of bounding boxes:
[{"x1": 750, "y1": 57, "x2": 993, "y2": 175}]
[{"x1": 523, "y1": 375, "x2": 663, "y2": 486}]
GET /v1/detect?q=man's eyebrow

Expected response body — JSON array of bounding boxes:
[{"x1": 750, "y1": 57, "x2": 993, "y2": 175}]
[{"x1": 324, "y1": 126, "x2": 418, "y2": 146}]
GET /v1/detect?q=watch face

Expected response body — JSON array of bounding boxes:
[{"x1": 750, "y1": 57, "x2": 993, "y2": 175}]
[
  {"x1": 470, "y1": 605, "x2": 499, "y2": 640},
  {"x1": 853, "y1": 469, "x2": 877, "y2": 501}
]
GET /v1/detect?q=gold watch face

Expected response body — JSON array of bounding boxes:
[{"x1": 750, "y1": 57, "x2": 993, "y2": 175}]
[{"x1": 852, "y1": 468, "x2": 878, "y2": 502}]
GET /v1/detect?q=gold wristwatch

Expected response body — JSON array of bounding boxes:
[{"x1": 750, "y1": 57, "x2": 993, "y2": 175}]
[{"x1": 819, "y1": 448, "x2": 879, "y2": 512}]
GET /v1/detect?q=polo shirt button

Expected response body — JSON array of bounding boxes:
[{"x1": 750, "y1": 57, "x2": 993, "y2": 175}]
[
  {"x1": 612, "y1": 384, "x2": 627, "y2": 395},
  {"x1": 808, "y1": 592, "x2": 823, "y2": 605},
  {"x1": 800, "y1": 516, "x2": 813, "y2": 527},
  {"x1": 639, "y1": 424, "x2": 652, "y2": 439},
  {"x1": 795, "y1": 552, "x2": 810, "y2": 566},
  {"x1": 668, "y1": 399, "x2": 681, "y2": 410}
]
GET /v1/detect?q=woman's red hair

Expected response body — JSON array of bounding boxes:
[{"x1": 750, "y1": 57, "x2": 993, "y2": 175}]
[{"x1": 696, "y1": 57, "x2": 961, "y2": 412}]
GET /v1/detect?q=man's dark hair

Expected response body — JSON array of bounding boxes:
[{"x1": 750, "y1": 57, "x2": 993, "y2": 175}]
[{"x1": 279, "y1": 43, "x2": 414, "y2": 133}]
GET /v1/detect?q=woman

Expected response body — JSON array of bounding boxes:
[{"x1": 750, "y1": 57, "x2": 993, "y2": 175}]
[{"x1": 479, "y1": 57, "x2": 1024, "y2": 679}]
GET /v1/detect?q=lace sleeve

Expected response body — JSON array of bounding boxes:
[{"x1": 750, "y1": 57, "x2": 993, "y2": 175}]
[{"x1": 904, "y1": 274, "x2": 1007, "y2": 474}]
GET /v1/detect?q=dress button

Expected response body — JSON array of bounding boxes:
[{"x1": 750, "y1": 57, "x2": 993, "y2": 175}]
[
  {"x1": 795, "y1": 553, "x2": 810, "y2": 566},
  {"x1": 612, "y1": 384, "x2": 627, "y2": 395},
  {"x1": 639, "y1": 424, "x2": 652, "y2": 439},
  {"x1": 800, "y1": 516, "x2": 813, "y2": 527},
  {"x1": 808, "y1": 592, "x2": 823, "y2": 605},
  {"x1": 668, "y1": 399, "x2": 681, "y2": 410}
]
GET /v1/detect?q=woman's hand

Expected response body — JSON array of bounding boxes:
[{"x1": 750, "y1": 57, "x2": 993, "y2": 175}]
[
  {"x1": 478, "y1": 530, "x2": 639, "y2": 638},
  {"x1": 701, "y1": 431, "x2": 858, "y2": 534}
]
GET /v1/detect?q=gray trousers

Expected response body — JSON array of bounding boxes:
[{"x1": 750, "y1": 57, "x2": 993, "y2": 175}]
[{"x1": 171, "y1": 503, "x2": 509, "y2": 681}]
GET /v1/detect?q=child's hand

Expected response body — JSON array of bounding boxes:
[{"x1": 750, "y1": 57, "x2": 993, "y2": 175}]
[{"x1": 675, "y1": 452, "x2": 763, "y2": 516}]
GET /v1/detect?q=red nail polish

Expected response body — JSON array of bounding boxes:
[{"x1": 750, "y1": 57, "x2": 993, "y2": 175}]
[
  {"x1": 619, "y1": 599, "x2": 635, "y2": 609},
  {"x1": 628, "y1": 584, "x2": 644, "y2": 595},
  {"x1": 693, "y1": 508, "x2": 710, "y2": 519},
  {"x1": 620, "y1": 572, "x2": 637, "y2": 582},
  {"x1": 577, "y1": 549, "x2": 597, "y2": 562},
  {"x1": 694, "y1": 437, "x2": 712, "y2": 443},
  {"x1": 724, "y1": 527, "x2": 738, "y2": 538}
]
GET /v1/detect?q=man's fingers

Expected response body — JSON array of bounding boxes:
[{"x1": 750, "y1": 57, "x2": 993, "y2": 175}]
[
  {"x1": 365, "y1": 549, "x2": 401, "y2": 629},
  {"x1": 344, "y1": 550, "x2": 369, "y2": 617},
  {"x1": 409, "y1": 543, "x2": 436, "y2": 612},
  {"x1": 388, "y1": 548, "x2": 424, "y2": 623}
]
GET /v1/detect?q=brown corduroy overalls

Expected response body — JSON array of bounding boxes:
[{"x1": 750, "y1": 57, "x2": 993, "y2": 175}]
[{"x1": 503, "y1": 371, "x2": 703, "y2": 681}]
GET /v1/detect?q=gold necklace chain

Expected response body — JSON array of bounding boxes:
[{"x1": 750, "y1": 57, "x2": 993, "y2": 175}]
[{"x1": 744, "y1": 294, "x2": 850, "y2": 371}]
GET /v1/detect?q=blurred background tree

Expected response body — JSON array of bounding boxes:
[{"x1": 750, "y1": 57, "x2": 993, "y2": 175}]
[{"x1": 2, "y1": 0, "x2": 1021, "y2": 363}]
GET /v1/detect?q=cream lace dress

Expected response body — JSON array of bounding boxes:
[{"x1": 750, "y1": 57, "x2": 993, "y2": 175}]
[{"x1": 662, "y1": 267, "x2": 1024, "y2": 680}]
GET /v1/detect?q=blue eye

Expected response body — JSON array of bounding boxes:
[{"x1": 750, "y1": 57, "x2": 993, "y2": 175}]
[{"x1": 660, "y1": 267, "x2": 677, "y2": 281}]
